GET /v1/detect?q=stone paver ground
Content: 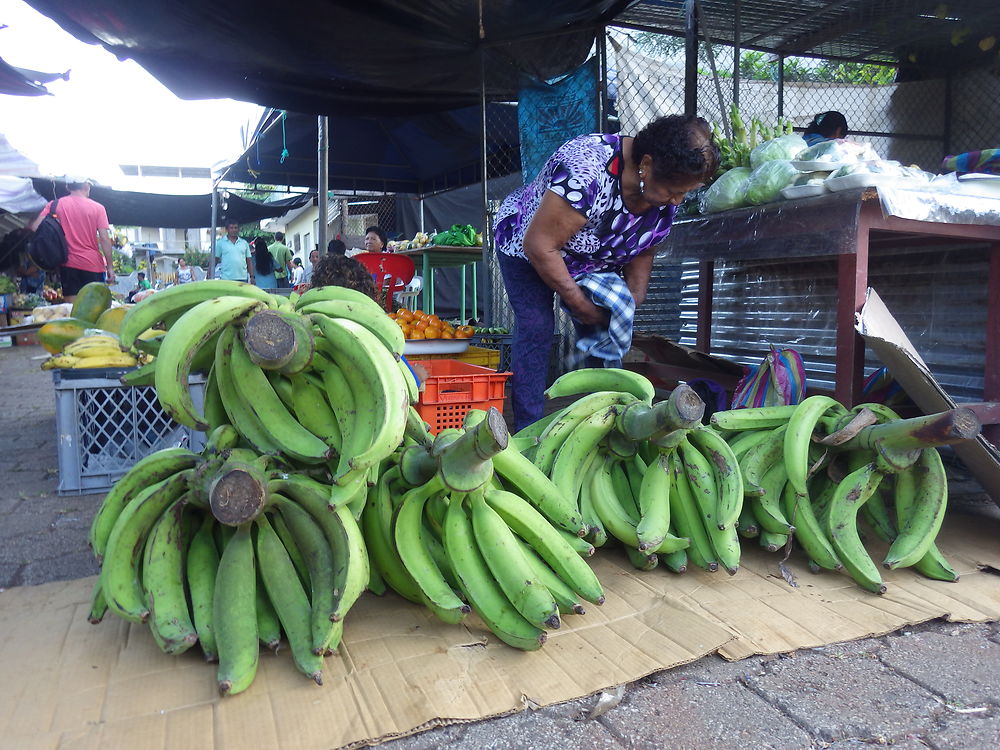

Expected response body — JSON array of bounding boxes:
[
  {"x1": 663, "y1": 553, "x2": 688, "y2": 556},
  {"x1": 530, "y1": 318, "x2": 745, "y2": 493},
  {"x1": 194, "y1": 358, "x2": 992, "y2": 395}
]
[{"x1": 2, "y1": 342, "x2": 999, "y2": 749}]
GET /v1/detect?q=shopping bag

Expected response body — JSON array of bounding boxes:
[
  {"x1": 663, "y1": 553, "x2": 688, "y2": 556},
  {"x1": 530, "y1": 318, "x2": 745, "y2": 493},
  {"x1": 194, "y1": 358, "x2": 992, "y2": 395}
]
[{"x1": 731, "y1": 345, "x2": 806, "y2": 408}]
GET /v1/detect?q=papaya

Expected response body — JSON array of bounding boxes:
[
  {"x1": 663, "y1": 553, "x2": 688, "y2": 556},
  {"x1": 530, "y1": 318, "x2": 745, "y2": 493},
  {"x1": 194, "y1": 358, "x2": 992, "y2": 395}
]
[
  {"x1": 70, "y1": 282, "x2": 113, "y2": 324},
  {"x1": 37, "y1": 318, "x2": 92, "y2": 354},
  {"x1": 95, "y1": 306, "x2": 127, "y2": 334}
]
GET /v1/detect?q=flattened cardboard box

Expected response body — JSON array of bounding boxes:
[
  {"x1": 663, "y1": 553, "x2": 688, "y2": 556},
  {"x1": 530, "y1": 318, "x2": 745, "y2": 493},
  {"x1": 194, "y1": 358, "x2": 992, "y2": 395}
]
[
  {"x1": 856, "y1": 286, "x2": 1000, "y2": 501},
  {"x1": 2, "y1": 513, "x2": 999, "y2": 750}
]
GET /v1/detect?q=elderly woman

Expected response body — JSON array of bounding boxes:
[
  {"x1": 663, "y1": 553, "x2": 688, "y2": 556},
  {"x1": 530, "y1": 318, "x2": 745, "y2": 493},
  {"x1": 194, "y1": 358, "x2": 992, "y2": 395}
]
[{"x1": 494, "y1": 114, "x2": 720, "y2": 430}]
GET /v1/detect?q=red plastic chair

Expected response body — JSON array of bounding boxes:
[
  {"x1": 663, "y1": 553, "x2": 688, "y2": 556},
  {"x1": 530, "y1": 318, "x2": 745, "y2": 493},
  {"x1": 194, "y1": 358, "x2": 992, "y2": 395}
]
[{"x1": 352, "y1": 252, "x2": 416, "y2": 312}]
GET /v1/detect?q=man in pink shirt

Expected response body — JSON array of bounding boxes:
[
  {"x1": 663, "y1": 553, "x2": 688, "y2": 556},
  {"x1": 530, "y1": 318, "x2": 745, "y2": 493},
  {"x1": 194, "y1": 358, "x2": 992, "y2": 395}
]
[{"x1": 33, "y1": 179, "x2": 115, "y2": 300}]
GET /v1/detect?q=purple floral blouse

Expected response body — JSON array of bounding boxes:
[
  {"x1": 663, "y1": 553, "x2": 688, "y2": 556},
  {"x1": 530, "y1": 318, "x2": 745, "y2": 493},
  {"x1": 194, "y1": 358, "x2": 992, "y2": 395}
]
[{"x1": 494, "y1": 134, "x2": 677, "y2": 276}]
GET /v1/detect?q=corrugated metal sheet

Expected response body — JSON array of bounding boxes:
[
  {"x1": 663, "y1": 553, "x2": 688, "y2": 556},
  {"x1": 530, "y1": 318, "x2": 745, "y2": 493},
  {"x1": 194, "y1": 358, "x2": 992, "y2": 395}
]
[{"x1": 636, "y1": 243, "x2": 989, "y2": 402}]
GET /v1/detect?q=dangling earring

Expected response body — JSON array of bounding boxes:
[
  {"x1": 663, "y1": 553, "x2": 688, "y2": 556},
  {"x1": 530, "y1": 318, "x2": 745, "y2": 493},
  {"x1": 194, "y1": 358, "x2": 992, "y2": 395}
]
[{"x1": 638, "y1": 171, "x2": 645, "y2": 195}]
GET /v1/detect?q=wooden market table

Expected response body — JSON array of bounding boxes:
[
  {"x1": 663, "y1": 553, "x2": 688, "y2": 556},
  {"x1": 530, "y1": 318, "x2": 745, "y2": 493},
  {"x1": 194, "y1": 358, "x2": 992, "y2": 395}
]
[
  {"x1": 657, "y1": 187, "x2": 1000, "y2": 411},
  {"x1": 396, "y1": 244, "x2": 482, "y2": 320}
]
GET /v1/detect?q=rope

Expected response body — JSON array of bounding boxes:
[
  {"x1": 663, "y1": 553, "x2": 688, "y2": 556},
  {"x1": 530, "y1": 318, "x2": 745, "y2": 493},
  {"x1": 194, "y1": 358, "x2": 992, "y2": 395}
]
[{"x1": 279, "y1": 110, "x2": 290, "y2": 164}]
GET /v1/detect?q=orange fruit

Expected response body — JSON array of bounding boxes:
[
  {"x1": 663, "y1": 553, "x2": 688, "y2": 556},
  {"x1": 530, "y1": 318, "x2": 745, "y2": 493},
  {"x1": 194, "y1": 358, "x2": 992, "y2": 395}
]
[
  {"x1": 397, "y1": 308, "x2": 414, "y2": 321},
  {"x1": 387, "y1": 312, "x2": 398, "y2": 320},
  {"x1": 441, "y1": 330, "x2": 454, "y2": 339},
  {"x1": 408, "y1": 330, "x2": 425, "y2": 340},
  {"x1": 413, "y1": 309, "x2": 426, "y2": 319},
  {"x1": 455, "y1": 325, "x2": 475, "y2": 338},
  {"x1": 414, "y1": 318, "x2": 430, "y2": 330},
  {"x1": 424, "y1": 326, "x2": 442, "y2": 339}
]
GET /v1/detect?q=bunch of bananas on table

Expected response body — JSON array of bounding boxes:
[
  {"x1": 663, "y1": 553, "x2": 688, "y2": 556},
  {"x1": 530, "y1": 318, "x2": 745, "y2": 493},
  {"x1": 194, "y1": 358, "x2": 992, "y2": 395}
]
[
  {"x1": 40, "y1": 333, "x2": 142, "y2": 370},
  {"x1": 87, "y1": 426, "x2": 368, "y2": 695}
]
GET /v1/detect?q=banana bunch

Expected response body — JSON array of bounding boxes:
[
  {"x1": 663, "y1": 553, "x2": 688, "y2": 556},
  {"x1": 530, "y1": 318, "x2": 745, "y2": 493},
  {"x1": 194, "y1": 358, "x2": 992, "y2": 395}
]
[
  {"x1": 519, "y1": 368, "x2": 744, "y2": 576},
  {"x1": 118, "y1": 280, "x2": 414, "y2": 492},
  {"x1": 711, "y1": 396, "x2": 971, "y2": 593},
  {"x1": 87, "y1": 426, "x2": 370, "y2": 696},
  {"x1": 41, "y1": 333, "x2": 141, "y2": 370},
  {"x1": 362, "y1": 408, "x2": 605, "y2": 651}
]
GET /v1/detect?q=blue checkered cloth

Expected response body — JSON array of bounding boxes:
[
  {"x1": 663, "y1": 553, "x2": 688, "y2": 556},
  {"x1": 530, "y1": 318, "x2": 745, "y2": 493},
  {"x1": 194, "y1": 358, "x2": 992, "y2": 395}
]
[{"x1": 562, "y1": 272, "x2": 635, "y2": 368}]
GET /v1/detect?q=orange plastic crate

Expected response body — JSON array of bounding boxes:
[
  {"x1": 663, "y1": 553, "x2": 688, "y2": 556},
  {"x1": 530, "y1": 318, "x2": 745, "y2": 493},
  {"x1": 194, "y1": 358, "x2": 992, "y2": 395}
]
[{"x1": 409, "y1": 359, "x2": 511, "y2": 434}]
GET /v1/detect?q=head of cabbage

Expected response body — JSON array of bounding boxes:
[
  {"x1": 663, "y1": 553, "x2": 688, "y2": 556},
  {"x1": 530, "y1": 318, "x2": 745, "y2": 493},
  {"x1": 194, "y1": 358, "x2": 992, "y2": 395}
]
[
  {"x1": 699, "y1": 167, "x2": 751, "y2": 214},
  {"x1": 744, "y1": 160, "x2": 801, "y2": 205},
  {"x1": 749, "y1": 134, "x2": 807, "y2": 170}
]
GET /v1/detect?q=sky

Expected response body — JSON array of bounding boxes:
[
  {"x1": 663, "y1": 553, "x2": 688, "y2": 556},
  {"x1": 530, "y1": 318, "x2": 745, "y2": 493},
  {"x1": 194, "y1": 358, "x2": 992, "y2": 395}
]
[{"x1": 0, "y1": 1, "x2": 264, "y2": 194}]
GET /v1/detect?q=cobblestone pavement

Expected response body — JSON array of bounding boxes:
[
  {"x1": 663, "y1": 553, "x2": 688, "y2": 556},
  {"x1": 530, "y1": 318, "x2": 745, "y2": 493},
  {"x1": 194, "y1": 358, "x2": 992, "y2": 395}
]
[{"x1": 2, "y1": 343, "x2": 998, "y2": 749}]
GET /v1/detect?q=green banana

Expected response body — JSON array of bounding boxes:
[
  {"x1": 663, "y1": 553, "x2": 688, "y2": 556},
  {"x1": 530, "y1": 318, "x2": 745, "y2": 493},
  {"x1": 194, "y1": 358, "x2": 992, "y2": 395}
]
[
  {"x1": 254, "y1": 514, "x2": 324, "y2": 684},
  {"x1": 268, "y1": 508, "x2": 311, "y2": 589},
  {"x1": 751, "y1": 460, "x2": 794, "y2": 535},
  {"x1": 187, "y1": 513, "x2": 220, "y2": 661},
  {"x1": 394, "y1": 478, "x2": 469, "y2": 621},
  {"x1": 688, "y1": 425, "x2": 743, "y2": 529},
  {"x1": 668, "y1": 451, "x2": 718, "y2": 572},
  {"x1": 545, "y1": 368, "x2": 655, "y2": 404},
  {"x1": 710, "y1": 405, "x2": 799, "y2": 431},
  {"x1": 442, "y1": 493, "x2": 546, "y2": 650},
  {"x1": 299, "y1": 300, "x2": 404, "y2": 355},
  {"x1": 491, "y1": 442, "x2": 585, "y2": 536},
  {"x1": 784, "y1": 396, "x2": 844, "y2": 496},
  {"x1": 781, "y1": 482, "x2": 841, "y2": 571},
  {"x1": 312, "y1": 315, "x2": 408, "y2": 476},
  {"x1": 88, "y1": 447, "x2": 198, "y2": 561},
  {"x1": 294, "y1": 284, "x2": 384, "y2": 312},
  {"x1": 625, "y1": 547, "x2": 659, "y2": 571},
  {"x1": 884, "y1": 448, "x2": 948, "y2": 569},
  {"x1": 88, "y1": 577, "x2": 107, "y2": 624},
  {"x1": 255, "y1": 575, "x2": 282, "y2": 651},
  {"x1": 215, "y1": 326, "x2": 283, "y2": 455},
  {"x1": 660, "y1": 547, "x2": 688, "y2": 574},
  {"x1": 739, "y1": 424, "x2": 788, "y2": 496},
  {"x1": 361, "y1": 468, "x2": 423, "y2": 603},
  {"x1": 101, "y1": 470, "x2": 193, "y2": 623},
  {"x1": 676, "y1": 436, "x2": 722, "y2": 528},
  {"x1": 289, "y1": 373, "x2": 342, "y2": 451},
  {"x1": 550, "y1": 406, "x2": 620, "y2": 505},
  {"x1": 204, "y1": 424, "x2": 241, "y2": 456},
  {"x1": 759, "y1": 529, "x2": 790, "y2": 553},
  {"x1": 153, "y1": 296, "x2": 266, "y2": 430},
  {"x1": 228, "y1": 332, "x2": 331, "y2": 463},
  {"x1": 484, "y1": 488, "x2": 604, "y2": 604},
  {"x1": 532, "y1": 391, "x2": 638, "y2": 474},
  {"x1": 578, "y1": 452, "x2": 608, "y2": 547},
  {"x1": 143, "y1": 500, "x2": 198, "y2": 655},
  {"x1": 514, "y1": 537, "x2": 586, "y2": 615},
  {"x1": 119, "y1": 280, "x2": 275, "y2": 348},
  {"x1": 736, "y1": 504, "x2": 760, "y2": 539},
  {"x1": 826, "y1": 462, "x2": 887, "y2": 594},
  {"x1": 636, "y1": 452, "x2": 672, "y2": 551},
  {"x1": 215, "y1": 523, "x2": 259, "y2": 696},
  {"x1": 470, "y1": 492, "x2": 560, "y2": 630}
]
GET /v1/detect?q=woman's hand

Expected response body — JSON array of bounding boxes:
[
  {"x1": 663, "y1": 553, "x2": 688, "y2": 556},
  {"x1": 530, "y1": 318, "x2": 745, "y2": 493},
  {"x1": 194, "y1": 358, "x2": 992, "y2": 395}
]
[{"x1": 569, "y1": 296, "x2": 610, "y2": 327}]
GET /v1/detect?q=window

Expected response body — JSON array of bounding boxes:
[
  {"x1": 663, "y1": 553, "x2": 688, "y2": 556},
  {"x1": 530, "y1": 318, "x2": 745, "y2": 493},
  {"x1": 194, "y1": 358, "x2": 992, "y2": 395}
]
[{"x1": 293, "y1": 234, "x2": 301, "y2": 253}]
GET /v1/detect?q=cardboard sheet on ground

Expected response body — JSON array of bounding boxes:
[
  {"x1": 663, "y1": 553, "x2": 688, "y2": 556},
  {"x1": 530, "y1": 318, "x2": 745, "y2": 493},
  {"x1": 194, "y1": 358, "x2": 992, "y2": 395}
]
[
  {"x1": 856, "y1": 287, "x2": 1000, "y2": 501},
  {"x1": 1, "y1": 513, "x2": 999, "y2": 750}
]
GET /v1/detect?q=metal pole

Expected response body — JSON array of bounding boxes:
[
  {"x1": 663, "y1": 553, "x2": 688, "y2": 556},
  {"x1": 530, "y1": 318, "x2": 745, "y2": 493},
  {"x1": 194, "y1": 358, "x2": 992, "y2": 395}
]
[
  {"x1": 684, "y1": 0, "x2": 698, "y2": 115},
  {"x1": 598, "y1": 26, "x2": 609, "y2": 131},
  {"x1": 777, "y1": 55, "x2": 785, "y2": 118},
  {"x1": 208, "y1": 177, "x2": 219, "y2": 279},
  {"x1": 479, "y1": 46, "x2": 492, "y2": 326},
  {"x1": 318, "y1": 115, "x2": 329, "y2": 256},
  {"x1": 733, "y1": 0, "x2": 741, "y2": 108},
  {"x1": 943, "y1": 71, "x2": 953, "y2": 159}
]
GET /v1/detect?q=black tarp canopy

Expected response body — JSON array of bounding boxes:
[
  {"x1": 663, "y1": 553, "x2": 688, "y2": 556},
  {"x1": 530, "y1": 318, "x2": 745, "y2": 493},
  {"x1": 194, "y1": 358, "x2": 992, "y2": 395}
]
[
  {"x1": 23, "y1": 1, "x2": 629, "y2": 116},
  {"x1": 0, "y1": 56, "x2": 66, "y2": 96},
  {"x1": 30, "y1": 178, "x2": 313, "y2": 227},
  {"x1": 224, "y1": 106, "x2": 521, "y2": 195}
]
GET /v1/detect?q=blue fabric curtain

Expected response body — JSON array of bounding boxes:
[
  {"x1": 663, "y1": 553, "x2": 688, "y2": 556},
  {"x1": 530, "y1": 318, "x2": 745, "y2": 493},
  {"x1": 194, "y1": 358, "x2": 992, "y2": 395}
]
[{"x1": 518, "y1": 58, "x2": 599, "y2": 184}]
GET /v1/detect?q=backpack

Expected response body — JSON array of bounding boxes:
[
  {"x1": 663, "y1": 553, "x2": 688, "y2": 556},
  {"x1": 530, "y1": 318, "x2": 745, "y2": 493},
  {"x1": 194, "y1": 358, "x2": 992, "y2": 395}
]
[{"x1": 27, "y1": 198, "x2": 69, "y2": 271}]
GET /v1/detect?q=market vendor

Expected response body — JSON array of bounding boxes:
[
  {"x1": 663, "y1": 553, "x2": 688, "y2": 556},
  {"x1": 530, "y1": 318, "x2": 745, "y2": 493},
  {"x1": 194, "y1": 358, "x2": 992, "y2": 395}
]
[
  {"x1": 802, "y1": 111, "x2": 849, "y2": 147},
  {"x1": 494, "y1": 114, "x2": 719, "y2": 430}
]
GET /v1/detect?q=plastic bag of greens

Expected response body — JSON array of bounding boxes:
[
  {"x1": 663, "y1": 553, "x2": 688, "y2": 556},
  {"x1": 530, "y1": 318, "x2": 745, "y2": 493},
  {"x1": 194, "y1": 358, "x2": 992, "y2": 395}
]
[
  {"x1": 749, "y1": 134, "x2": 808, "y2": 170},
  {"x1": 744, "y1": 160, "x2": 800, "y2": 204},
  {"x1": 699, "y1": 167, "x2": 751, "y2": 213}
]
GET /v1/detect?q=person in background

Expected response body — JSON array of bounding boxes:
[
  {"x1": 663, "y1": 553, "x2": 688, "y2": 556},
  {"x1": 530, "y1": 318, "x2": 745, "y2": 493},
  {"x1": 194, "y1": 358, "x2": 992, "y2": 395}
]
[
  {"x1": 29, "y1": 178, "x2": 115, "y2": 301},
  {"x1": 307, "y1": 253, "x2": 377, "y2": 298},
  {"x1": 214, "y1": 221, "x2": 253, "y2": 283},
  {"x1": 363, "y1": 226, "x2": 387, "y2": 253},
  {"x1": 125, "y1": 271, "x2": 152, "y2": 303},
  {"x1": 18, "y1": 251, "x2": 45, "y2": 294},
  {"x1": 802, "y1": 111, "x2": 849, "y2": 147},
  {"x1": 494, "y1": 114, "x2": 719, "y2": 430},
  {"x1": 268, "y1": 231, "x2": 293, "y2": 287},
  {"x1": 175, "y1": 257, "x2": 193, "y2": 284},
  {"x1": 327, "y1": 238, "x2": 347, "y2": 256},
  {"x1": 290, "y1": 257, "x2": 305, "y2": 286},
  {"x1": 302, "y1": 247, "x2": 321, "y2": 285},
  {"x1": 251, "y1": 236, "x2": 277, "y2": 289}
]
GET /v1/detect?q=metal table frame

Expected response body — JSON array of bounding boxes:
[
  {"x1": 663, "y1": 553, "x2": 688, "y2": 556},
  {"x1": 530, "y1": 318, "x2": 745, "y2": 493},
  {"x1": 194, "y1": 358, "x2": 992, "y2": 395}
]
[{"x1": 396, "y1": 245, "x2": 482, "y2": 320}]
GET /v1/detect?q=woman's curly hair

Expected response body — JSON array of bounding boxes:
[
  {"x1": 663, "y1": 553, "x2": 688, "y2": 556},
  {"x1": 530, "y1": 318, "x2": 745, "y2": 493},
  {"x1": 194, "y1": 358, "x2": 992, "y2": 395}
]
[
  {"x1": 633, "y1": 115, "x2": 720, "y2": 182},
  {"x1": 309, "y1": 254, "x2": 376, "y2": 299}
]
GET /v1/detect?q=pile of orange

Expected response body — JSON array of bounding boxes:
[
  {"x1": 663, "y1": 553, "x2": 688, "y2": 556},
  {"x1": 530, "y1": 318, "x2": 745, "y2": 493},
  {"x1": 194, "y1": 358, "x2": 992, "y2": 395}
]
[{"x1": 389, "y1": 308, "x2": 475, "y2": 340}]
